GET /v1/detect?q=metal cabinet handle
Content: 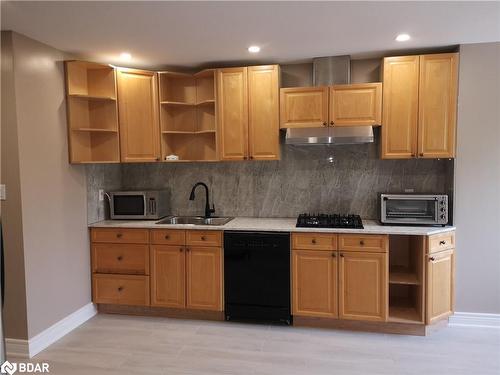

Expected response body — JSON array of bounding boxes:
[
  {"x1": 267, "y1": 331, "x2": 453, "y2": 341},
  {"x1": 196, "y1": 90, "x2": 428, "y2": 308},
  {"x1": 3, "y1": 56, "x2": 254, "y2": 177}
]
[
  {"x1": 117, "y1": 256, "x2": 123, "y2": 261},
  {"x1": 429, "y1": 257, "x2": 435, "y2": 261},
  {"x1": 439, "y1": 240, "x2": 446, "y2": 245},
  {"x1": 201, "y1": 236, "x2": 206, "y2": 241},
  {"x1": 165, "y1": 235, "x2": 170, "y2": 240},
  {"x1": 322, "y1": 122, "x2": 327, "y2": 127},
  {"x1": 117, "y1": 286, "x2": 123, "y2": 292},
  {"x1": 116, "y1": 233, "x2": 123, "y2": 238},
  {"x1": 359, "y1": 240, "x2": 365, "y2": 246},
  {"x1": 330, "y1": 121, "x2": 334, "y2": 126},
  {"x1": 311, "y1": 239, "x2": 316, "y2": 244}
]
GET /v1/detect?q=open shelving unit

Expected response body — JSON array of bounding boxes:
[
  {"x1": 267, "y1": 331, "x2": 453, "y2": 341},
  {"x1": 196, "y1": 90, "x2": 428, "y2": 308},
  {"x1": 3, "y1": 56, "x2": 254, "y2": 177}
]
[
  {"x1": 388, "y1": 235, "x2": 425, "y2": 324},
  {"x1": 65, "y1": 61, "x2": 120, "y2": 163},
  {"x1": 158, "y1": 69, "x2": 217, "y2": 162}
]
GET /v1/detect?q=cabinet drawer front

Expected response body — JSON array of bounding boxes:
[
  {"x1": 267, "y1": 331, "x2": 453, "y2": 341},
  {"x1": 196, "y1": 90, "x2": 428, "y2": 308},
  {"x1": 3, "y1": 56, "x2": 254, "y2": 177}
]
[
  {"x1": 339, "y1": 234, "x2": 388, "y2": 253},
  {"x1": 186, "y1": 230, "x2": 222, "y2": 247},
  {"x1": 428, "y1": 232, "x2": 455, "y2": 254},
  {"x1": 91, "y1": 228, "x2": 149, "y2": 244},
  {"x1": 151, "y1": 229, "x2": 185, "y2": 245},
  {"x1": 92, "y1": 274, "x2": 149, "y2": 306},
  {"x1": 292, "y1": 233, "x2": 337, "y2": 251},
  {"x1": 92, "y1": 244, "x2": 149, "y2": 275}
]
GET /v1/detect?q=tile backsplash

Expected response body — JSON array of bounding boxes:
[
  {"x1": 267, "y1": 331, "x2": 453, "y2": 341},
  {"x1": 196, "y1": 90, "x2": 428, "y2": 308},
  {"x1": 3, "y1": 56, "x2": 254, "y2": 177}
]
[{"x1": 87, "y1": 132, "x2": 454, "y2": 223}]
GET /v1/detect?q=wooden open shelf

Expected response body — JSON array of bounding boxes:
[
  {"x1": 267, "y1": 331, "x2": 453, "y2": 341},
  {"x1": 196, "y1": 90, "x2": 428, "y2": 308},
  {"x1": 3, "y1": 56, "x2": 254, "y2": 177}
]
[
  {"x1": 388, "y1": 235, "x2": 425, "y2": 324},
  {"x1": 158, "y1": 70, "x2": 217, "y2": 162},
  {"x1": 65, "y1": 61, "x2": 119, "y2": 163}
]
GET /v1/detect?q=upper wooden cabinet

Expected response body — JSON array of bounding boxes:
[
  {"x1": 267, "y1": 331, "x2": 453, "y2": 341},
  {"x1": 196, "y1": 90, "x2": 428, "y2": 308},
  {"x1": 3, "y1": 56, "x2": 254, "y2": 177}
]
[
  {"x1": 65, "y1": 61, "x2": 120, "y2": 163},
  {"x1": 217, "y1": 67, "x2": 249, "y2": 160},
  {"x1": 381, "y1": 53, "x2": 458, "y2": 159},
  {"x1": 248, "y1": 65, "x2": 280, "y2": 160},
  {"x1": 330, "y1": 83, "x2": 382, "y2": 126},
  {"x1": 117, "y1": 68, "x2": 161, "y2": 162},
  {"x1": 280, "y1": 87, "x2": 329, "y2": 128},
  {"x1": 418, "y1": 54, "x2": 458, "y2": 158}
]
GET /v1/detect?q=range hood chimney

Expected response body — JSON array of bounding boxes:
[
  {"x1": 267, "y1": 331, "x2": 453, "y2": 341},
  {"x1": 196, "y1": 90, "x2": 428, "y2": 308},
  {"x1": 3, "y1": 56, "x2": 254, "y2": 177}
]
[{"x1": 286, "y1": 55, "x2": 374, "y2": 146}]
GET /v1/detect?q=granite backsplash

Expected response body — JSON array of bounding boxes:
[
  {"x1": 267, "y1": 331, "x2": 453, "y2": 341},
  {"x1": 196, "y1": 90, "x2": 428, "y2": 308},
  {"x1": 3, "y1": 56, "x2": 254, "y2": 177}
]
[{"x1": 86, "y1": 132, "x2": 454, "y2": 223}]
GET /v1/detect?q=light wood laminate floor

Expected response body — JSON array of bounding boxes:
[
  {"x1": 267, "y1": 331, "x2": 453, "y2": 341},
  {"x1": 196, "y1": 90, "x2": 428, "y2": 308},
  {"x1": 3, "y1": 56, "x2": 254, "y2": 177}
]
[{"x1": 11, "y1": 314, "x2": 500, "y2": 375}]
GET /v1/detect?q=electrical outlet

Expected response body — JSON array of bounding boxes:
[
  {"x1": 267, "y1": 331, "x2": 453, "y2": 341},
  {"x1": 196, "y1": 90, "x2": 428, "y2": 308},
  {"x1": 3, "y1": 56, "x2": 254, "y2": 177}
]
[
  {"x1": 0, "y1": 184, "x2": 5, "y2": 200},
  {"x1": 98, "y1": 189, "x2": 105, "y2": 202}
]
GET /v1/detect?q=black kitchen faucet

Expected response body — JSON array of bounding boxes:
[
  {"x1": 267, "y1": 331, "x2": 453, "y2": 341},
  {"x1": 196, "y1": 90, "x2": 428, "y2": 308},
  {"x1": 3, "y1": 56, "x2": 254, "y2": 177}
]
[{"x1": 189, "y1": 182, "x2": 215, "y2": 218}]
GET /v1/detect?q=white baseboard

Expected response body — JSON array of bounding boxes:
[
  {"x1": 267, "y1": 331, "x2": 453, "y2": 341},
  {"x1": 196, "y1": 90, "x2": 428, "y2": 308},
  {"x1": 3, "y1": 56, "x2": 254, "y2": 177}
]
[
  {"x1": 449, "y1": 312, "x2": 500, "y2": 328},
  {"x1": 6, "y1": 303, "x2": 97, "y2": 359}
]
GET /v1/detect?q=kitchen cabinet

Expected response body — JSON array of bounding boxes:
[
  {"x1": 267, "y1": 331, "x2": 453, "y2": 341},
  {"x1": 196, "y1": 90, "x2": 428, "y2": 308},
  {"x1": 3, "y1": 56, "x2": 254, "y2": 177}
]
[
  {"x1": 330, "y1": 83, "x2": 382, "y2": 126},
  {"x1": 117, "y1": 68, "x2": 161, "y2": 162},
  {"x1": 292, "y1": 250, "x2": 338, "y2": 318},
  {"x1": 150, "y1": 245, "x2": 186, "y2": 308},
  {"x1": 186, "y1": 246, "x2": 222, "y2": 310},
  {"x1": 339, "y1": 251, "x2": 388, "y2": 322},
  {"x1": 217, "y1": 65, "x2": 280, "y2": 161},
  {"x1": 280, "y1": 84, "x2": 382, "y2": 129},
  {"x1": 418, "y1": 54, "x2": 458, "y2": 158},
  {"x1": 150, "y1": 229, "x2": 223, "y2": 311},
  {"x1": 93, "y1": 274, "x2": 150, "y2": 306},
  {"x1": 217, "y1": 67, "x2": 249, "y2": 160},
  {"x1": 280, "y1": 87, "x2": 329, "y2": 128},
  {"x1": 248, "y1": 65, "x2": 280, "y2": 160},
  {"x1": 381, "y1": 53, "x2": 458, "y2": 159},
  {"x1": 426, "y1": 249, "x2": 455, "y2": 324}
]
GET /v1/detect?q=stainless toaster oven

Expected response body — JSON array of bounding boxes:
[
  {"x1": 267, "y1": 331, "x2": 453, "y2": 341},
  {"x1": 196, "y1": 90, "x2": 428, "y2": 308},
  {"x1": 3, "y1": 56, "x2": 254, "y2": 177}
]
[{"x1": 380, "y1": 194, "x2": 448, "y2": 226}]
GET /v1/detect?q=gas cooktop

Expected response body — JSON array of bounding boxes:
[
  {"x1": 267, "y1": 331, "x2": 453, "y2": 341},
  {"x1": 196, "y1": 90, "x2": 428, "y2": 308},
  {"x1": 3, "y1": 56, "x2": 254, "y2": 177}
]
[{"x1": 296, "y1": 214, "x2": 364, "y2": 229}]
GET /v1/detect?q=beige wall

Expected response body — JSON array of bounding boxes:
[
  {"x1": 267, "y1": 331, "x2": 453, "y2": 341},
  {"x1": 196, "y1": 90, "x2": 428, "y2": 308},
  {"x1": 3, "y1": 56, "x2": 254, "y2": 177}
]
[
  {"x1": 2, "y1": 31, "x2": 91, "y2": 339},
  {"x1": 455, "y1": 42, "x2": 500, "y2": 314},
  {"x1": 1, "y1": 31, "x2": 29, "y2": 340}
]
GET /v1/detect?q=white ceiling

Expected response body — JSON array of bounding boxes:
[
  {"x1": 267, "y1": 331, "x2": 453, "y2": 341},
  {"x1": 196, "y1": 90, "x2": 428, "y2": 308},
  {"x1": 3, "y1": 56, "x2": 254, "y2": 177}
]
[{"x1": 2, "y1": 1, "x2": 500, "y2": 69}]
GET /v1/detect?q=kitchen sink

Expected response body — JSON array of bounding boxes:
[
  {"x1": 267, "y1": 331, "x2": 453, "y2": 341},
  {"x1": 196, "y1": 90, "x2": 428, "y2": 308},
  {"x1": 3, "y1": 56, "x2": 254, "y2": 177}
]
[{"x1": 156, "y1": 216, "x2": 234, "y2": 226}]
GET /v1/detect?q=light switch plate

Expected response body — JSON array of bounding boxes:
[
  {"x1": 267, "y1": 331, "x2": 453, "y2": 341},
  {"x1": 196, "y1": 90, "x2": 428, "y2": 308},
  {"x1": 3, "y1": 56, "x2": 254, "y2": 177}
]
[{"x1": 0, "y1": 184, "x2": 5, "y2": 200}]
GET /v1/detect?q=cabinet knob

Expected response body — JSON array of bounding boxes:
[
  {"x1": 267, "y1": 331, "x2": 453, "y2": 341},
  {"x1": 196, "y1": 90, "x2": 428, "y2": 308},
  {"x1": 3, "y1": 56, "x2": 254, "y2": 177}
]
[
  {"x1": 155, "y1": 157, "x2": 160, "y2": 161},
  {"x1": 322, "y1": 122, "x2": 327, "y2": 127},
  {"x1": 419, "y1": 153, "x2": 424, "y2": 157},
  {"x1": 117, "y1": 256, "x2": 123, "y2": 261},
  {"x1": 165, "y1": 235, "x2": 170, "y2": 240},
  {"x1": 201, "y1": 236, "x2": 206, "y2": 241},
  {"x1": 330, "y1": 121, "x2": 334, "y2": 126},
  {"x1": 179, "y1": 247, "x2": 183, "y2": 252},
  {"x1": 340, "y1": 253, "x2": 344, "y2": 258},
  {"x1": 359, "y1": 240, "x2": 365, "y2": 246},
  {"x1": 186, "y1": 248, "x2": 190, "y2": 252},
  {"x1": 411, "y1": 154, "x2": 416, "y2": 158},
  {"x1": 116, "y1": 233, "x2": 123, "y2": 238},
  {"x1": 117, "y1": 286, "x2": 123, "y2": 292},
  {"x1": 249, "y1": 156, "x2": 253, "y2": 160},
  {"x1": 439, "y1": 240, "x2": 446, "y2": 245},
  {"x1": 429, "y1": 257, "x2": 435, "y2": 262},
  {"x1": 243, "y1": 156, "x2": 248, "y2": 160},
  {"x1": 311, "y1": 239, "x2": 316, "y2": 244},
  {"x1": 331, "y1": 252, "x2": 336, "y2": 258}
]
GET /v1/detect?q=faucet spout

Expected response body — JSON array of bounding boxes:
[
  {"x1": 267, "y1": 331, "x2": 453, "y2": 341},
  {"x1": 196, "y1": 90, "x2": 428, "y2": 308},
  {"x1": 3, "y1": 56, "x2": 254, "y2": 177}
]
[{"x1": 189, "y1": 182, "x2": 215, "y2": 218}]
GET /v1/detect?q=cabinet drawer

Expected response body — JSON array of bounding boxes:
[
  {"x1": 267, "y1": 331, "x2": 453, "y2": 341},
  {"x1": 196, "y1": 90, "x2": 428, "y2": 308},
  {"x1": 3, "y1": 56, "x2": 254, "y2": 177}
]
[
  {"x1": 92, "y1": 244, "x2": 149, "y2": 275},
  {"x1": 92, "y1": 274, "x2": 150, "y2": 306},
  {"x1": 91, "y1": 228, "x2": 149, "y2": 244},
  {"x1": 292, "y1": 233, "x2": 337, "y2": 251},
  {"x1": 428, "y1": 232, "x2": 455, "y2": 254},
  {"x1": 339, "y1": 234, "x2": 388, "y2": 253},
  {"x1": 186, "y1": 230, "x2": 222, "y2": 247},
  {"x1": 151, "y1": 229, "x2": 185, "y2": 245}
]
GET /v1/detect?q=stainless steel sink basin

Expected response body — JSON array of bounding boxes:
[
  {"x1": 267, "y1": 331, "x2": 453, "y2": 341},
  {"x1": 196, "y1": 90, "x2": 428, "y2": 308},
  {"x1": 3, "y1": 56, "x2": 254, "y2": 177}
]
[{"x1": 156, "y1": 216, "x2": 234, "y2": 226}]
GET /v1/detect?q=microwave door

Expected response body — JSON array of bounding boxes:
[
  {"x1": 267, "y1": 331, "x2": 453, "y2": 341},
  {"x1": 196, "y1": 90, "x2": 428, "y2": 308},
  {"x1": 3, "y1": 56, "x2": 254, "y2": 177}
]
[{"x1": 111, "y1": 194, "x2": 147, "y2": 219}]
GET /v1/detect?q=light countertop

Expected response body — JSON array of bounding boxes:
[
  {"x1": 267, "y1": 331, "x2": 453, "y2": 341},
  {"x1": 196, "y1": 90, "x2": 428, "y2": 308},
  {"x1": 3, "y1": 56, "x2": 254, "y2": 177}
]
[{"x1": 89, "y1": 217, "x2": 456, "y2": 236}]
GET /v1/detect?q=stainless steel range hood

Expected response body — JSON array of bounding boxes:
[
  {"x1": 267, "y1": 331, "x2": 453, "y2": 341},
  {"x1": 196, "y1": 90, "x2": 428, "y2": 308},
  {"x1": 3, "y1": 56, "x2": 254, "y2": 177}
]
[{"x1": 285, "y1": 55, "x2": 374, "y2": 146}]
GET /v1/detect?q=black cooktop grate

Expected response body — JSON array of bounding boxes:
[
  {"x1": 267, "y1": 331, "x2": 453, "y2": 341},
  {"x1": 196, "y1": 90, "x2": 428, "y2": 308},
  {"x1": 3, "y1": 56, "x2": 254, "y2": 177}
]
[{"x1": 296, "y1": 214, "x2": 364, "y2": 229}]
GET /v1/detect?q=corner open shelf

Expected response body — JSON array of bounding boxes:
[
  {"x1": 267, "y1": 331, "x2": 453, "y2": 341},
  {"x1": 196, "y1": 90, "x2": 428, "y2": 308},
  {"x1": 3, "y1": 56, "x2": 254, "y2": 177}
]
[
  {"x1": 65, "y1": 61, "x2": 120, "y2": 163},
  {"x1": 158, "y1": 69, "x2": 217, "y2": 162},
  {"x1": 388, "y1": 235, "x2": 425, "y2": 324}
]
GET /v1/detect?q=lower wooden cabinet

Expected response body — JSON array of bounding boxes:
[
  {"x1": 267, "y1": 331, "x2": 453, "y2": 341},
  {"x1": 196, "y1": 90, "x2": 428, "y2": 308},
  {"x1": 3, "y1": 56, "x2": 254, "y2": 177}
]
[
  {"x1": 92, "y1": 274, "x2": 150, "y2": 306},
  {"x1": 426, "y1": 249, "x2": 454, "y2": 324},
  {"x1": 292, "y1": 250, "x2": 338, "y2": 318},
  {"x1": 339, "y1": 251, "x2": 388, "y2": 322},
  {"x1": 186, "y1": 246, "x2": 222, "y2": 311},
  {"x1": 150, "y1": 245, "x2": 186, "y2": 308}
]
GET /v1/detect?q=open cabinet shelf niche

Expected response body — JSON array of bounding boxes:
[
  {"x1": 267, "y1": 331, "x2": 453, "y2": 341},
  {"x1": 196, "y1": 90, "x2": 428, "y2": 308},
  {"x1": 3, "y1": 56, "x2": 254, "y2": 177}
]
[
  {"x1": 388, "y1": 235, "x2": 425, "y2": 324},
  {"x1": 158, "y1": 69, "x2": 217, "y2": 162},
  {"x1": 65, "y1": 61, "x2": 120, "y2": 163}
]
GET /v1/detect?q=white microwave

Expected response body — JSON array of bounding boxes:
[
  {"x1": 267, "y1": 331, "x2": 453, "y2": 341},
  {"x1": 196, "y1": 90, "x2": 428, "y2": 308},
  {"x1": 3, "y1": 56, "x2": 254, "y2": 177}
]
[{"x1": 109, "y1": 190, "x2": 169, "y2": 220}]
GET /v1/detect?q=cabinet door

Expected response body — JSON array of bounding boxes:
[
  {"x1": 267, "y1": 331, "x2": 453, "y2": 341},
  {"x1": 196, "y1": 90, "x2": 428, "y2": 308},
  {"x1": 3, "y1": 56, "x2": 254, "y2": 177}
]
[
  {"x1": 418, "y1": 53, "x2": 458, "y2": 158},
  {"x1": 280, "y1": 87, "x2": 329, "y2": 128},
  {"x1": 330, "y1": 83, "x2": 382, "y2": 126},
  {"x1": 381, "y1": 56, "x2": 419, "y2": 159},
  {"x1": 292, "y1": 250, "x2": 338, "y2": 318},
  {"x1": 248, "y1": 65, "x2": 280, "y2": 160},
  {"x1": 426, "y1": 249, "x2": 454, "y2": 324},
  {"x1": 339, "y1": 251, "x2": 387, "y2": 321},
  {"x1": 186, "y1": 246, "x2": 222, "y2": 311},
  {"x1": 117, "y1": 68, "x2": 160, "y2": 162},
  {"x1": 150, "y1": 245, "x2": 185, "y2": 308},
  {"x1": 217, "y1": 67, "x2": 248, "y2": 160}
]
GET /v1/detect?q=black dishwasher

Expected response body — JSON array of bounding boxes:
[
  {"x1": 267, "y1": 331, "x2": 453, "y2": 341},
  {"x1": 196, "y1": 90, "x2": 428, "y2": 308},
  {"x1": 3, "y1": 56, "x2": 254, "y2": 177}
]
[{"x1": 224, "y1": 231, "x2": 291, "y2": 324}]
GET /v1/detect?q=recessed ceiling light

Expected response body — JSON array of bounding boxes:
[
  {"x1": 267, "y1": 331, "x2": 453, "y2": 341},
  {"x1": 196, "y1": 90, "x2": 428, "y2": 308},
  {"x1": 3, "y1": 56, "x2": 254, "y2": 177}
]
[
  {"x1": 119, "y1": 52, "x2": 132, "y2": 61},
  {"x1": 395, "y1": 34, "x2": 411, "y2": 42},
  {"x1": 248, "y1": 46, "x2": 260, "y2": 53}
]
